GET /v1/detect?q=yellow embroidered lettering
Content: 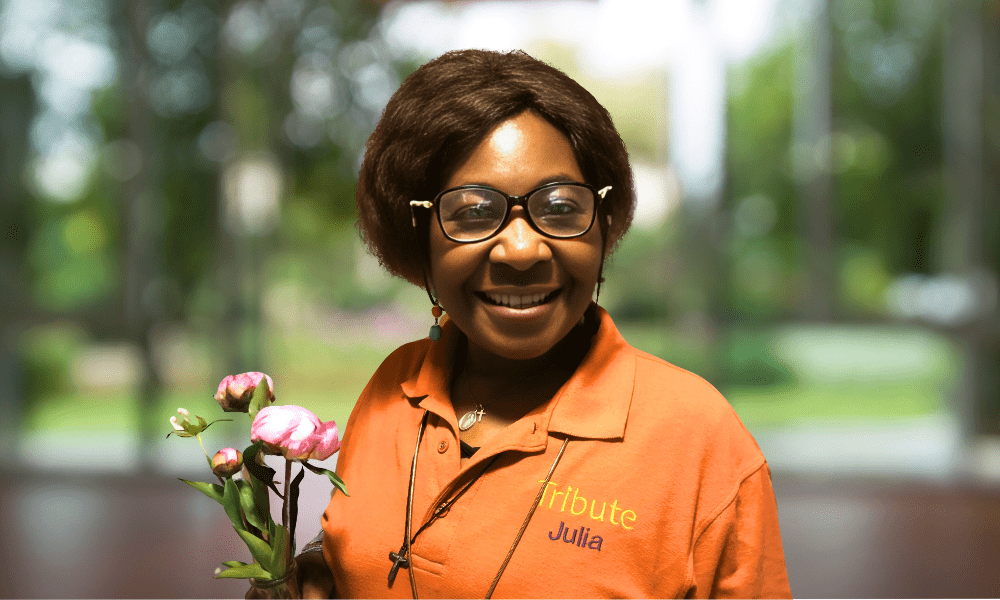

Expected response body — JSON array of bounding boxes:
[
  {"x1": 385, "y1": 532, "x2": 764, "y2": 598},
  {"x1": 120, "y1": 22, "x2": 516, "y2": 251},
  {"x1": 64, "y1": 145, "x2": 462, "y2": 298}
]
[
  {"x1": 621, "y1": 509, "x2": 636, "y2": 530},
  {"x1": 538, "y1": 480, "x2": 558, "y2": 508},
  {"x1": 560, "y1": 485, "x2": 572, "y2": 512},
  {"x1": 589, "y1": 499, "x2": 606, "y2": 522},
  {"x1": 570, "y1": 488, "x2": 587, "y2": 516},
  {"x1": 534, "y1": 480, "x2": 637, "y2": 530},
  {"x1": 550, "y1": 487, "x2": 566, "y2": 510}
]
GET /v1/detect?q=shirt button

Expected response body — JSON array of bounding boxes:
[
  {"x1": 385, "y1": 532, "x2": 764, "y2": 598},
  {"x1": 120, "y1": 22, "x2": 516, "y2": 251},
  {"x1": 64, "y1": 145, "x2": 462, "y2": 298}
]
[{"x1": 437, "y1": 440, "x2": 449, "y2": 453}]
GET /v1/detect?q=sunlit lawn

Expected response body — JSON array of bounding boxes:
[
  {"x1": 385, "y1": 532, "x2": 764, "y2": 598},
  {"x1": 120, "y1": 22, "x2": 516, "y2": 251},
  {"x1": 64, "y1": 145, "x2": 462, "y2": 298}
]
[{"x1": 23, "y1": 323, "x2": 960, "y2": 436}]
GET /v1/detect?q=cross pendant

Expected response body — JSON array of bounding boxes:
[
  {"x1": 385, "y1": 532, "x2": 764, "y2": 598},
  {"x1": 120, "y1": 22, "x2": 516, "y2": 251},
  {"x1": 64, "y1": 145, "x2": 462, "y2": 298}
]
[
  {"x1": 475, "y1": 406, "x2": 485, "y2": 422},
  {"x1": 388, "y1": 545, "x2": 409, "y2": 585}
]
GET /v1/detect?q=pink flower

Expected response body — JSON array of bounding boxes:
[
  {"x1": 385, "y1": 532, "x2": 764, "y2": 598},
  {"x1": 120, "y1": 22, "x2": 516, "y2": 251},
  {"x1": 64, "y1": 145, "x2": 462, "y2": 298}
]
[
  {"x1": 215, "y1": 372, "x2": 275, "y2": 413},
  {"x1": 211, "y1": 448, "x2": 243, "y2": 477},
  {"x1": 251, "y1": 405, "x2": 340, "y2": 461}
]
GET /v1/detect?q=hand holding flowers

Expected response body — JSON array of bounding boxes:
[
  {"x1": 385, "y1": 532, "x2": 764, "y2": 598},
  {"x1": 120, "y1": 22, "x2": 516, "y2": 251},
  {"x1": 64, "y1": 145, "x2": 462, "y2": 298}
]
[{"x1": 169, "y1": 372, "x2": 347, "y2": 591}]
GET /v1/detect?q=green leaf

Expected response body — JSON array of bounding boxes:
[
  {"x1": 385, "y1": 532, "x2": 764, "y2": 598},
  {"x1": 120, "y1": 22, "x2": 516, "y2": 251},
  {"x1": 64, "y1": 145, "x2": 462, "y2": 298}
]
[
  {"x1": 288, "y1": 465, "x2": 306, "y2": 552},
  {"x1": 302, "y1": 461, "x2": 349, "y2": 497},
  {"x1": 222, "y1": 478, "x2": 246, "y2": 533},
  {"x1": 215, "y1": 562, "x2": 273, "y2": 580},
  {"x1": 244, "y1": 441, "x2": 283, "y2": 499},
  {"x1": 237, "y1": 479, "x2": 266, "y2": 532},
  {"x1": 222, "y1": 560, "x2": 247, "y2": 568},
  {"x1": 248, "y1": 383, "x2": 266, "y2": 420},
  {"x1": 248, "y1": 464, "x2": 271, "y2": 526},
  {"x1": 235, "y1": 526, "x2": 274, "y2": 568},
  {"x1": 179, "y1": 479, "x2": 224, "y2": 504},
  {"x1": 202, "y1": 418, "x2": 232, "y2": 433},
  {"x1": 266, "y1": 523, "x2": 290, "y2": 577}
]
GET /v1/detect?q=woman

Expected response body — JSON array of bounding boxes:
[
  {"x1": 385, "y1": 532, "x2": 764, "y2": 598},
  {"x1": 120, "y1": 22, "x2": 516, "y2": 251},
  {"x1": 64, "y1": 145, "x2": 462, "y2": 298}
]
[{"x1": 300, "y1": 49, "x2": 790, "y2": 598}]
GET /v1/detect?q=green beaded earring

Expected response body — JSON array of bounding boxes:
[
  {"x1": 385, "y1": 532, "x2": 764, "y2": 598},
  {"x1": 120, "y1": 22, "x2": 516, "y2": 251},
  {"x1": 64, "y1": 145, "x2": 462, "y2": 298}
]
[{"x1": 429, "y1": 304, "x2": 443, "y2": 341}]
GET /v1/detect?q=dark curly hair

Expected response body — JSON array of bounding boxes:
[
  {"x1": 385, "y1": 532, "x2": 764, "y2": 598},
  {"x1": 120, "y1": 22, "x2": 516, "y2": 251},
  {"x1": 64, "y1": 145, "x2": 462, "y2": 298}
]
[{"x1": 355, "y1": 49, "x2": 635, "y2": 286}]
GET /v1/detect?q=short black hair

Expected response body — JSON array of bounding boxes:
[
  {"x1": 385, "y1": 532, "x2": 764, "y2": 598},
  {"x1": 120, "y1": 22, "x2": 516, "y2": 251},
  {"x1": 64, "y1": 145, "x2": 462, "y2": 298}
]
[{"x1": 356, "y1": 49, "x2": 635, "y2": 286}]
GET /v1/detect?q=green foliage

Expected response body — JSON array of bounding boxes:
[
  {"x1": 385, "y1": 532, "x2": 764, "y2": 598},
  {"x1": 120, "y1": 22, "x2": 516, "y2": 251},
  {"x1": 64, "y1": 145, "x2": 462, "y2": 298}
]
[
  {"x1": 724, "y1": 0, "x2": 948, "y2": 320},
  {"x1": 302, "y1": 461, "x2": 349, "y2": 497},
  {"x1": 266, "y1": 524, "x2": 291, "y2": 577},
  {"x1": 215, "y1": 562, "x2": 272, "y2": 580},
  {"x1": 235, "y1": 527, "x2": 278, "y2": 572},
  {"x1": 222, "y1": 478, "x2": 247, "y2": 533},
  {"x1": 236, "y1": 479, "x2": 267, "y2": 532},
  {"x1": 180, "y1": 479, "x2": 224, "y2": 504},
  {"x1": 19, "y1": 323, "x2": 88, "y2": 397},
  {"x1": 719, "y1": 329, "x2": 795, "y2": 388}
]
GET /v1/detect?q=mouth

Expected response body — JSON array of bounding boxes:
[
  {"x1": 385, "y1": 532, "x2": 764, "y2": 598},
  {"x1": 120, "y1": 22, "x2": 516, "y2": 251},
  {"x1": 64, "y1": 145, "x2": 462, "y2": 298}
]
[{"x1": 476, "y1": 289, "x2": 561, "y2": 310}]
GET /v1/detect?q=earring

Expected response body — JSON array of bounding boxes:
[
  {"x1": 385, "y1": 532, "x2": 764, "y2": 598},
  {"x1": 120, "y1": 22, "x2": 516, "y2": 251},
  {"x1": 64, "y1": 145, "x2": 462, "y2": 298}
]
[{"x1": 430, "y1": 302, "x2": 443, "y2": 341}]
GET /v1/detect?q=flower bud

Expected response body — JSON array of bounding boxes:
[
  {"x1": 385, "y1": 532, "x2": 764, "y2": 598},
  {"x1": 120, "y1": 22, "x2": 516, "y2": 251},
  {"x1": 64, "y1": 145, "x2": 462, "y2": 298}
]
[
  {"x1": 215, "y1": 372, "x2": 275, "y2": 413},
  {"x1": 169, "y1": 407, "x2": 209, "y2": 437},
  {"x1": 251, "y1": 405, "x2": 340, "y2": 461},
  {"x1": 211, "y1": 447, "x2": 243, "y2": 478}
]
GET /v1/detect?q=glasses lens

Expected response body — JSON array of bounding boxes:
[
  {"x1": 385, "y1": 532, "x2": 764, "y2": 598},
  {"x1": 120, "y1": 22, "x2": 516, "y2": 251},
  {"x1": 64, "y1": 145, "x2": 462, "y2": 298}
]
[
  {"x1": 438, "y1": 188, "x2": 506, "y2": 241},
  {"x1": 527, "y1": 184, "x2": 595, "y2": 237}
]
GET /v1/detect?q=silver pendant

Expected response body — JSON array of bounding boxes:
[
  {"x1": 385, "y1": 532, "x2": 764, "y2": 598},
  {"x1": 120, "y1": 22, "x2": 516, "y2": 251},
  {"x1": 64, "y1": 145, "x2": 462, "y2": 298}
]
[{"x1": 458, "y1": 410, "x2": 478, "y2": 431}]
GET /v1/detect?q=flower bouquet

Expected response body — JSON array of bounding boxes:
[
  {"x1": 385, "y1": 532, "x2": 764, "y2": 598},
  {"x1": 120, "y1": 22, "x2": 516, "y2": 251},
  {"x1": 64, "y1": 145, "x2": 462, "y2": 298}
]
[{"x1": 168, "y1": 372, "x2": 347, "y2": 597}]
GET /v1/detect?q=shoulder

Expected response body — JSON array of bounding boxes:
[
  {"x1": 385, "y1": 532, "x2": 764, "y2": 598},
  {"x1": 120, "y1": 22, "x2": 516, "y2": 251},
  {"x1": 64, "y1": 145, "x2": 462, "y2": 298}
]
[
  {"x1": 368, "y1": 337, "x2": 429, "y2": 386},
  {"x1": 341, "y1": 337, "x2": 428, "y2": 427},
  {"x1": 629, "y1": 348, "x2": 740, "y2": 425},
  {"x1": 625, "y1": 346, "x2": 765, "y2": 471}
]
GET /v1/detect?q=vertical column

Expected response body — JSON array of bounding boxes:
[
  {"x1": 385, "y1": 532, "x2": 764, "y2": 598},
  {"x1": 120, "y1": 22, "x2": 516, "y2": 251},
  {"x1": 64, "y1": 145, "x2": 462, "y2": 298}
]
[{"x1": 792, "y1": 0, "x2": 836, "y2": 321}]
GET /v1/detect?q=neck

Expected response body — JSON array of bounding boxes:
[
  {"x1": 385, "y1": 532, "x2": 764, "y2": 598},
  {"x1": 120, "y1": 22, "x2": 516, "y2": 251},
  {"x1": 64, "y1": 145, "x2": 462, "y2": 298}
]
[{"x1": 460, "y1": 315, "x2": 596, "y2": 406}]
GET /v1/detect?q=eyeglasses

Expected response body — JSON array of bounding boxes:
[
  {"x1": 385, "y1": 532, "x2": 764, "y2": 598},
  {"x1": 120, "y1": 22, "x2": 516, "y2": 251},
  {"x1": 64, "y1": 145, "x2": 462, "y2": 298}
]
[{"x1": 410, "y1": 182, "x2": 611, "y2": 243}]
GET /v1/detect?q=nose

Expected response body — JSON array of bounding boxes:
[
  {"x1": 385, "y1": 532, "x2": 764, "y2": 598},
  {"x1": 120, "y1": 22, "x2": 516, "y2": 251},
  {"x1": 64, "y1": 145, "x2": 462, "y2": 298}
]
[{"x1": 488, "y1": 209, "x2": 552, "y2": 270}]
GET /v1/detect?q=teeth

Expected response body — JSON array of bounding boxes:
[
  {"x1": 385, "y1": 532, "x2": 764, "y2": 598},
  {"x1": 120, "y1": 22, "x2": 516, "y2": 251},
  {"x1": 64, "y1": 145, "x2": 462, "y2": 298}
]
[{"x1": 485, "y1": 291, "x2": 552, "y2": 308}]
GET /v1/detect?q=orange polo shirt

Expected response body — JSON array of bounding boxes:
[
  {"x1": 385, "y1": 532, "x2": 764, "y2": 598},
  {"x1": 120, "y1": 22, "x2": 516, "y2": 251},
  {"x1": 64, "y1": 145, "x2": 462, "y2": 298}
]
[{"x1": 322, "y1": 305, "x2": 791, "y2": 598}]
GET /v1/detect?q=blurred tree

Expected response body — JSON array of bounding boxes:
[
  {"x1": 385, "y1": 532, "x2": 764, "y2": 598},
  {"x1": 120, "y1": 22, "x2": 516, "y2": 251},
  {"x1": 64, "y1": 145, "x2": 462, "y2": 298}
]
[
  {"x1": 0, "y1": 73, "x2": 37, "y2": 462},
  {"x1": 725, "y1": 0, "x2": 948, "y2": 322},
  {"x1": 724, "y1": 0, "x2": 999, "y2": 442}
]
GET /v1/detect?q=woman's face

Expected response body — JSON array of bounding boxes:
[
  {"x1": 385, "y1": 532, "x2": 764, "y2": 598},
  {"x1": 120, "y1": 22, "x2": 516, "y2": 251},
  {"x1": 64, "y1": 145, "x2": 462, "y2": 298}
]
[{"x1": 428, "y1": 110, "x2": 603, "y2": 362}]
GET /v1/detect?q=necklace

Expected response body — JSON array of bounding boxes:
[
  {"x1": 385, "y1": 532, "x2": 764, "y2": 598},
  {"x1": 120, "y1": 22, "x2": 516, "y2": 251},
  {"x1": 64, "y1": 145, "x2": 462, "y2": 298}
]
[
  {"x1": 389, "y1": 410, "x2": 569, "y2": 598},
  {"x1": 456, "y1": 355, "x2": 563, "y2": 432},
  {"x1": 458, "y1": 368, "x2": 490, "y2": 431}
]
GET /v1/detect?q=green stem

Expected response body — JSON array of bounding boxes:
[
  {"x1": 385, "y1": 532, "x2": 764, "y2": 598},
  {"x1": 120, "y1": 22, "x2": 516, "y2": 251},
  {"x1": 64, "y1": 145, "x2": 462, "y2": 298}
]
[
  {"x1": 196, "y1": 434, "x2": 211, "y2": 462},
  {"x1": 282, "y1": 459, "x2": 292, "y2": 568},
  {"x1": 197, "y1": 434, "x2": 224, "y2": 484}
]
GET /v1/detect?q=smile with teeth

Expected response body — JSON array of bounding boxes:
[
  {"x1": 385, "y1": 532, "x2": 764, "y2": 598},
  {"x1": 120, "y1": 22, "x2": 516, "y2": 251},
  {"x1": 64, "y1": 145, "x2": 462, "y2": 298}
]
[{"x1": 480, "y1": 289, "x2": 559, "y2": 309}]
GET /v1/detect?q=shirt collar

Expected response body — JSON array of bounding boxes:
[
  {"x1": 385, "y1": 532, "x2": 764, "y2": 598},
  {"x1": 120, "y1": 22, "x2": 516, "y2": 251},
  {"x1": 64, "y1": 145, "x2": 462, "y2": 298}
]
[{"x1": 399, "y1": 305, "x2": 635, "y2": 441}]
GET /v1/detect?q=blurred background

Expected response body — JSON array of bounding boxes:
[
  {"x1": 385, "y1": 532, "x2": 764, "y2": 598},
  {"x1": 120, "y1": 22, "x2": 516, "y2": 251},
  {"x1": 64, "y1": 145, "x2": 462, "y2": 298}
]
[{"x1": 1, "y1": 0, "x2": 998, "y2": 597}]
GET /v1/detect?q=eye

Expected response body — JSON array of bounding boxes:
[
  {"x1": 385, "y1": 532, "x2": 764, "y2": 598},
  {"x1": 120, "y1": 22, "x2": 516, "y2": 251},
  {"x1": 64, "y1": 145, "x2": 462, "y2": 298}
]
[
  {"x1": 539, "y1": 199, "x2": 581, "y2": 216},
  {"x1": 457, "y1": 203, "x2": 499, "y2": 219},
  {"x1": 439, "y1": 190, "x2": 506, "y2": 237}
]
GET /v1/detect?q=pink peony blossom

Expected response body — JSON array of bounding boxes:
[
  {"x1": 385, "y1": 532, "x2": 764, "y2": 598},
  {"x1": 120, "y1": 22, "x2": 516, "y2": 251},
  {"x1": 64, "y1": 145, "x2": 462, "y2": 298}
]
[
  {"x1": 251, "y1": 405, "x2": 340, "y2": 461},
  {"x1": 215, "y1": 372, "x2": 275, "y2": 413},
  {"x1": 211, "y1": 447, "x2": 243, "y2": 477}
]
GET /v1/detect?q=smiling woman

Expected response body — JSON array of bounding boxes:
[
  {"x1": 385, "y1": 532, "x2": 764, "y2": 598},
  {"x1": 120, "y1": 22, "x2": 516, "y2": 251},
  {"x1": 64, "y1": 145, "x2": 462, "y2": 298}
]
[{"x1": 287, "y1": 50, "x2": 791, "y2": 599}]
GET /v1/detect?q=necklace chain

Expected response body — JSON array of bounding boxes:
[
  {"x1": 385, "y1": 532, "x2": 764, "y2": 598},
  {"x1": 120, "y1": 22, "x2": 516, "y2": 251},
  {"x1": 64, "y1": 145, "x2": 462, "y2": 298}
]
[{"x1": 457, "y1": 356, "x2": 562, "y2": 431}]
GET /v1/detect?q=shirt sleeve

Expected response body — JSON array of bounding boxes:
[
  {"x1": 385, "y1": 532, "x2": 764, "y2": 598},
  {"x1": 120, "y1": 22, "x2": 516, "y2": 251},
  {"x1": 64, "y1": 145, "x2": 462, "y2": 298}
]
[{"x1": 687, "y1": 462, "x2": 792, "y2": 599}]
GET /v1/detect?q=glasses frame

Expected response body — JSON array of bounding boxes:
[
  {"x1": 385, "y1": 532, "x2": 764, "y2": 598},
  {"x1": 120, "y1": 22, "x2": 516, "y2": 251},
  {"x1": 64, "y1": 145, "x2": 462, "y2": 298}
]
[{"x1": 410, "y1": 182, "x2": 611, "y2": 243}]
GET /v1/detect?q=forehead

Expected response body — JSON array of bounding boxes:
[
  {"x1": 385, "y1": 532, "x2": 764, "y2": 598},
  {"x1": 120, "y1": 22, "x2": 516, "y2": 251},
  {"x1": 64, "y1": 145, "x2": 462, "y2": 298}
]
[{"x1": 444, "y1": 111, "x2": 583, "y2": 194}]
